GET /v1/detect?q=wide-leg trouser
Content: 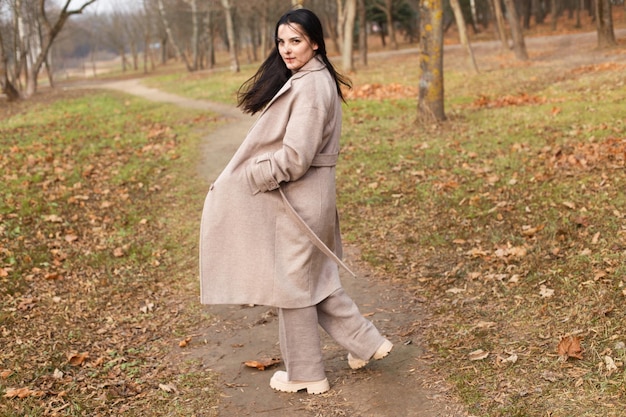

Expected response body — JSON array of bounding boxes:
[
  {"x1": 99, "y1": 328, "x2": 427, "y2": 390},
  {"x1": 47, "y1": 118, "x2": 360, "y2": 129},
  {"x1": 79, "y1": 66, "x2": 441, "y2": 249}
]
[{"x1": 278, "y1": 287, "x2": 386, "y2": 381}]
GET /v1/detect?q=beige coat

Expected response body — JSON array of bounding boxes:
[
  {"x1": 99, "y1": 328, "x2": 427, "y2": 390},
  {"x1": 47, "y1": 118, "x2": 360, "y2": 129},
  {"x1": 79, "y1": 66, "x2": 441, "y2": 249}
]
[{"x1": 199, "y1": 56, "x2": 344, "y2": 308}]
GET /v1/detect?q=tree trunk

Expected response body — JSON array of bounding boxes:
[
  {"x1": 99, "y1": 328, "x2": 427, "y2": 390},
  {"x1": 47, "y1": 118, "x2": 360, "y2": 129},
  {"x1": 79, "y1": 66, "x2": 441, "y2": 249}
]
[
  {"x1": 358, "y1": 0, "x2": 367, "y2": 66},
  {"x1": 0, "y1": 29, "x2": 20, "y2": 101},
  {"x1": 418, "y1": 0, "x2": 446, "y2": 122},
  {"x1": 157, "y1": 0, "x2": 193, "y2": 71},
  {"x1": 341, "y1": 0, "x2": 357, "y2": 72},
  {"x1": 595, "y1": 0, "x2": 616, "y2": 48},
  {"x1": 449, "y1": 0, "x2": 479, "y2": 73},
  {"x1": 221, "y1": 0, "x2": 240, "y2": 73},
  {"x1": 469, "y1": 0, "x2": 479, "y2": 31},
  {"x1": 522, "y1": 0, "x2": 532, "y2": 29},
  {"x1": 551, "y1": 0, "x2": 558, "y2": 30},
  {"x1": 490, "y1": 0, "x2": 509, "y2": 51},
  {"x1": 337, "y1": 0, "x2": 345, "y2": 54},
  {"x1": 44, "y1": 56, "x2": 54, "y2": 88},
  {"x1": 260, "y1": 5, "x2": 269, "y2": 61},
  {"x1": 189, "y1": 0, "x2": 199, "y2": 71},
  {"x1": 385, "y1": 0, "x2": 398, "y2": 50},
  {"x1": 503, "y1": 0, "x2": 529, "y2": 60},
  {"x1": 23, "y1": 0, "x2": 97, "y2": 97},
  {"x1": 204, "y1": 6, "x2": 215, "y2": 69}
]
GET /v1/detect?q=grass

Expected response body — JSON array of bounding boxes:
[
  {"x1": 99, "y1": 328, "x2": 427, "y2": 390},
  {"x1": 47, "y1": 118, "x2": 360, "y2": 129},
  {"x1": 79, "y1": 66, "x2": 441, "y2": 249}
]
[
  {"x1": 0, "y1": 89, "x2": 220, "y2": 416},
  {"x1": 332, "y1": 48, "x2": 626, "y2": 416}
]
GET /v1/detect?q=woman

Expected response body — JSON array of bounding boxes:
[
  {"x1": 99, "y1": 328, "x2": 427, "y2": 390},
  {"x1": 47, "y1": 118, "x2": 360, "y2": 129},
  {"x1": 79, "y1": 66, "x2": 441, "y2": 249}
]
[{"x1": 199, "y1": 8, "x2": 392, "y2": 394}]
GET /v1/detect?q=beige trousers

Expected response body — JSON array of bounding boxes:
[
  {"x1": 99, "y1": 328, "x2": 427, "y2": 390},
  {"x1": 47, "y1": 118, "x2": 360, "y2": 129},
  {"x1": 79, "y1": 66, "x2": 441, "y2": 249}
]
[{"x1": 278, "y1": 288, "x2": 386, "y2": 381}]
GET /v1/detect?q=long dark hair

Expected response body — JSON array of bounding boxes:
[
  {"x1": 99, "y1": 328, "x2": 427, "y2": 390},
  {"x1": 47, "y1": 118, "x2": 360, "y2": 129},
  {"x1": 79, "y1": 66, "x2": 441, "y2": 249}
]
[{"x1": 237, "y1": 8, "x2": 351, "y2": 115}]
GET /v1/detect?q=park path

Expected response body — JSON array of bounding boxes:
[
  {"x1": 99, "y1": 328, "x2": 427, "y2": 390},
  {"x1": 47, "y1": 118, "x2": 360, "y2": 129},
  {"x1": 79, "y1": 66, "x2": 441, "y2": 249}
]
[{"x1": 92, "y1": 78, "x2": 468, "y2": 417}]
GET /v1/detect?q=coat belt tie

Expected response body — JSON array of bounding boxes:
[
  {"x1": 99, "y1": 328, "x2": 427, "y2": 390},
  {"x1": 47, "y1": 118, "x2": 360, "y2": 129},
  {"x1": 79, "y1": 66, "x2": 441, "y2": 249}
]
[{"x1": 279, "y1": 152, "x2": 356, "y2": 278}]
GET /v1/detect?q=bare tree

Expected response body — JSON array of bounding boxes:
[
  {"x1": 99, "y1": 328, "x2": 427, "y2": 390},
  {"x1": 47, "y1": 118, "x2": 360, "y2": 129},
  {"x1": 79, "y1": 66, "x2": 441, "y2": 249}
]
[
  {"x1": 184, "y1": 0, "x2": 200, "y2": 70},
  {"x1": 338, "y1": 0, "x2": 356, "y2": 72},
  {"x1": 373, "y1": 0, "x2": 398, "y2": 49},
  {"x1": 357, "y1": 0, "x2": 367, "y2": 66},
  {"x1": 4, "y1": 0, "x2": 96, "y2": 97},
  {"x1": 449, "y1": 0, "x2": 479, "y2": 72},
  {"x1": 157, "y1": 0, "x2": 193, "y2": 71},
  {"x1": 221, "y1": 0, "x2": 240, "y2": 72},
  {"x1": 490, "y1": 0, "x2": 508, "y2": 51},
  {"x1": 418, "y1": 0, "x2": 445, "y2": 122},
  {"x1": 595, "y1": 0, "x2": 616, "y2": 48},
  {"x1": 0, "y1": 21, "x2": 20, "y2": 101},
  {"x1": 503, "y1": 0, "x2": 528, "y2": 60}
]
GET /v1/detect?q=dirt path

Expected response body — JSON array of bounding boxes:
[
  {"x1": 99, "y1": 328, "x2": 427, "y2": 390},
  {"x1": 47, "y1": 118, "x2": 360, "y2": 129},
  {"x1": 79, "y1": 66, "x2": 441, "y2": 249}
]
[{"x1": 91, "y1": 78, "x2": 468, "y2": 416}]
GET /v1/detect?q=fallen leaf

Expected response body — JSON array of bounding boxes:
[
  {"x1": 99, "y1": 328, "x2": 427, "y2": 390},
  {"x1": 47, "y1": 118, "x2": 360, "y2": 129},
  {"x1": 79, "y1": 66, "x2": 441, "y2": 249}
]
[
  {"x1": 473, "y1": 321, "x2": 497, "y2": 329},
  {"x1": 562, "y1": 201, "x2": 576, "y2": 209},
  {"x1": 1, "y1": 370, "x2": 13, "y2": 379},
  {"x1": 66, "y1": 352, "x2": 89, "y2": 366},
  {"x1": 45, "y1": 272, "x2": 63, "y2": 280},
  {"x1": 521, "y1": 224, "x2": 545, "y2": 237},
  {"x1": 497, "y1": 353, "x2": 518, "y2": 365},
  {"x1": 140, "y1": 302, "x2": 154, "y2": 314},
  {"x1": 64, "y1": 234, "x2": 79, "y2": 243},
  {"x1": 468, "y1": 349, "x2": 490, "y2": 361},
  {"x1": 43, "y1": 214, "x2": 63, "y2": 223},
  {"x1": 557, "y1": 335, "x2": 584, "y2": 360},
  {"x1": 179, "y1": 337, "x2": 192, "y2": 348},
  {"x1": 604, "y1": 356, "x2": 618, "y2": 373},
  {"x1": 4, "y1": 387, "x2": 45, "y2": 399},
  {"x1": 540, "y1": 285, "x2": 555, "y2": 298},
  {"x1": 243, "y1": 357, "x2": 281, "y2": 370},
  {"x1": 158, "y1": 383, "x2": 178, "y2": 393}
]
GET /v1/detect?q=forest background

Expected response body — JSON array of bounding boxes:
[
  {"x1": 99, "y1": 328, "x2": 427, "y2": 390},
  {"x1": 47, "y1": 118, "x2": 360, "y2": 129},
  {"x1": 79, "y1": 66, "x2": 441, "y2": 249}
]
[{"x1": 2, "y1": 0, "x2": 626, "y2": 416}]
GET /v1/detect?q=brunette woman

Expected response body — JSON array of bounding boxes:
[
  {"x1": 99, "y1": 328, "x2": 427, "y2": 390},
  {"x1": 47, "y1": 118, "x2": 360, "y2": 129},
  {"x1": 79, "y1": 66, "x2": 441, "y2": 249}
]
[{"x1": 199, "y1": 8, "x2": 392, "y2": 394}]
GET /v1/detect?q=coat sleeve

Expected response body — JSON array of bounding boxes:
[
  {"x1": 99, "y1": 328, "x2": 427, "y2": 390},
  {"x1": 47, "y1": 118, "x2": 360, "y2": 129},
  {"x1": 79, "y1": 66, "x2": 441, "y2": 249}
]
[{"x1": 246, "y1": 74, "x2": 333, "y2": 194}]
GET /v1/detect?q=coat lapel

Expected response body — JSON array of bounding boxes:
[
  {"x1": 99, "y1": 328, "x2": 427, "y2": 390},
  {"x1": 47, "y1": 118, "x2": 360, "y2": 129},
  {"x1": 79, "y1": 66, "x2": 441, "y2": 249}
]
[{"x1": 258, "y1": 56, "x2": 327, "y2": 118}]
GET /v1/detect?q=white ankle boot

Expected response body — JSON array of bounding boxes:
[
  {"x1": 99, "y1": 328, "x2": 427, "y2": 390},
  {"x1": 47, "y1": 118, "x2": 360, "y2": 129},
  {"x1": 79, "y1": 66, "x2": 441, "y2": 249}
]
[{"x1": 347, "y1": 338, "x2": 393, "y2": 370}]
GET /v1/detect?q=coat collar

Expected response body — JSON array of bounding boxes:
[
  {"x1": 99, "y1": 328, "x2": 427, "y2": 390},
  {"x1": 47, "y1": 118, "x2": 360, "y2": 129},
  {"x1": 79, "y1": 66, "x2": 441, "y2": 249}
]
[{"x1": 259, "y1": 56, "x2": 327, "y2": 117}]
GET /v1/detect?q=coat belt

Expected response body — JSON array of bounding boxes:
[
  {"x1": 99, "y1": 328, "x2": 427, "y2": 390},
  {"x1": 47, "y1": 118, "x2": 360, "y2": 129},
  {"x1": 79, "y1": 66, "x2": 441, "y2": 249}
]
[{"x1": 310, "y1": 153, "x2": 338, "y2": 167}]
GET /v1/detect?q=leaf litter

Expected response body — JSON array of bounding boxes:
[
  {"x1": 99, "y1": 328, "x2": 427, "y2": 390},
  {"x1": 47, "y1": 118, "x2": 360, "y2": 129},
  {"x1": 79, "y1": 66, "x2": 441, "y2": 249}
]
[
  {"x1": 338, "y1": 37, "x2": 626, "y2": 417},
  {"x1": 0, "y1": 90, "x2": 219, "y2": 415}
]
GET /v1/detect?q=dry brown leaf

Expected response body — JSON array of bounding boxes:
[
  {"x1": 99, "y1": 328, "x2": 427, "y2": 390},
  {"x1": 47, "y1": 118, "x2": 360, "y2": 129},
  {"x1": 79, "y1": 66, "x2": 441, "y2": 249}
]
[
  {"x1": 539, "y1": 285, "x2": 555, "y2": 298},
  {"x1": 66, "y1": 352, "x2": 89, "y2": 366},
  {"x1": 468, "y1": 349, "x2": 490, "y2": 361},
  {"x1": 4, "y1": 387, "x2": 45, "y2": 399},
  {"x1": 243, "y1": 357, "x2": 281, "y2": 370},
  {"x1": 178, "y1": 337, "x2": 192, "y2": 348},
  {"x1": 45, "y1": 272, "x2": 63, "y2": 280},
  {"x1": 1, "y1": 369, "x2": 13, "y2": 379},
  {"x1": 521, "y1": 224, "x2": 545, "y2": 237},
  {"x1": 557, "y1": 335, "x2": 584, "y2": 360},
  {"x1": 158, "y1": 383, "x2": 178, "y2": 393},
  {"x1": 43, "y1": 214, "x2": 63, "y2": 223},
  {"x1": 64, "y1": 234, "x2": 79, "y2": 243}
]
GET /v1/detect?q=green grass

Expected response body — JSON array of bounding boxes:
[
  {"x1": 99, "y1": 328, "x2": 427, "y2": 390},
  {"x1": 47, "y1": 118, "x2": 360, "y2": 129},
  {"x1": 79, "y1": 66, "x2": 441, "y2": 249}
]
[
  {"x1": 0, "y1": 90, "x2": 220, "y2": 416},
  {"x1": 142, "y1": 65, "x2": 256, "y2": 105}
]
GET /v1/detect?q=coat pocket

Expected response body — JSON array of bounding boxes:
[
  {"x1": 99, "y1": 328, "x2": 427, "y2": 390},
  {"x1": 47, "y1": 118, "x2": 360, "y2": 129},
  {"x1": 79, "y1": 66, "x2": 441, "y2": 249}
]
[{"x1": 245, "y1": 153, "x2": 279, "y2": 194}]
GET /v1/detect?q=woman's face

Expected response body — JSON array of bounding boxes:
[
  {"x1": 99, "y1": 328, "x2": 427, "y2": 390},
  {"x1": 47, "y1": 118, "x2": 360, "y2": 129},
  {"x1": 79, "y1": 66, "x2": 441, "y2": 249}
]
[{"x1": 277, "y1": 23, "x2": 318, "y2": 73}]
